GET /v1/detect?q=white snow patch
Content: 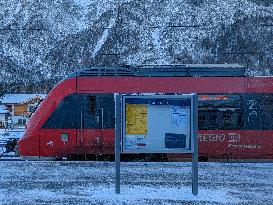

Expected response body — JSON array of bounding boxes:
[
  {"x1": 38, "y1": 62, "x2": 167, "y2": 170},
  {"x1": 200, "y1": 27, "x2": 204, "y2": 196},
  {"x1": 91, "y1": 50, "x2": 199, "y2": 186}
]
[
  {"x1": 1, "y1": 94, "x2": 46, "y2": 104},
  {"x1": 151, "y1": 28, "x2": 170, "y2": 64},
  {"x1": 73, "y1": 0, "x2": 90, "y2": 7},
  {"x1": 0, "y1": 162, "x2": 272, "y2": 204},
  {"x1": 0, "y1": 189, "x2": 62, "y2": 203},
  {"x1": 152, "y1": 28, "x2": 161, "y2": 50},
  {"x1": 86, "y1": 185, "x2": 242, "y2": 204},
  {"x1": 1, "y1": 185, "x2": 241, "y2": 204},
  {"x1": 92, "y1": 13, "x2": 117, "y2": 58}
]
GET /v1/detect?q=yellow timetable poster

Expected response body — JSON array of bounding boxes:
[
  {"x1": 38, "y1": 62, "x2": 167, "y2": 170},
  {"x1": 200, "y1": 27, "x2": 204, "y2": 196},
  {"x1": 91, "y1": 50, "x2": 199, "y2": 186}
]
[{"x1": 126, "y1": 104, "x2": 147, "y2": 135}]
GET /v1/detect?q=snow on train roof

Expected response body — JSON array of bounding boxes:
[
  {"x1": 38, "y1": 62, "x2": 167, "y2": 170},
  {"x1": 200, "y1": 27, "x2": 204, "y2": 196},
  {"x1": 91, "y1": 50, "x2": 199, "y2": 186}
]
[{"x1": 0, "y1": 94, "x2": 47, "y2": 104}]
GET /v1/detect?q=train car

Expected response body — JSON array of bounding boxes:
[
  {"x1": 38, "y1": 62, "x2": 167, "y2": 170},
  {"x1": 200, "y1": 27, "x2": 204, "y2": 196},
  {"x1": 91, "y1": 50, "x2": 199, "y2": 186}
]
[{"x1": 17, "y1": 64, "x2": 273, "y2": 161}]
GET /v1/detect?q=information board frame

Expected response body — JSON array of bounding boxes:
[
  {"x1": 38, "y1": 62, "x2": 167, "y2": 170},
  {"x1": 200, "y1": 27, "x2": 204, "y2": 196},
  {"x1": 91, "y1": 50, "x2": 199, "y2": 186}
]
[
  {"x1": 115, "y1": 93, "x2": 198, "y2": 195},
  {"x1": 121, "y1": 94, "x2": 197, "y2": 154}
]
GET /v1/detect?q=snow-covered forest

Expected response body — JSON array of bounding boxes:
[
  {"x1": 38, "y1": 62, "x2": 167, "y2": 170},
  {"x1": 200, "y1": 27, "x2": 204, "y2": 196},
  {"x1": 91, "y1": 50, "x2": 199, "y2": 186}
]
[{"x1": 0, "y1": 0, "x2": 273, "y2": 94}]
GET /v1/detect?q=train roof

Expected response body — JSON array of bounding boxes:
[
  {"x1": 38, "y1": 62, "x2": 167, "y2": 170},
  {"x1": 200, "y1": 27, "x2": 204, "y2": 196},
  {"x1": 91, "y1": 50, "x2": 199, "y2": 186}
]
[{"x1": 66, "y1": 64, "x2": 246, "y2": 78}]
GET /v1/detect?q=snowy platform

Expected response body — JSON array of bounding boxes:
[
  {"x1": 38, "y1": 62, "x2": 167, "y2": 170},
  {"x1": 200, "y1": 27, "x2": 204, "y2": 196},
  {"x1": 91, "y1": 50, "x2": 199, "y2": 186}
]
[{"x1": 0, "y1": 162, "x2": 272, "y2": 204}]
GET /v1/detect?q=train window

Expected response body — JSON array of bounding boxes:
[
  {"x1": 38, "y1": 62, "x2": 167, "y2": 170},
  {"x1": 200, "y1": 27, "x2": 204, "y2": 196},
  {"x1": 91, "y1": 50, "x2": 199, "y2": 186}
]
[
  {"x1": 260, "y1": 94, "x2": 273, "y2": 130},
  {"x1": 42, "y1": 94, "x2": 80, "y2": 129},
  {"x1": 243, "y1": 94, "x2": 262, "y2": 130},
  {"x1": 61, "y1": 133, "x2": 69, "y2": 142},
  {"x1": 198, "y1": 94, "x2": 243, "y2": 130},
  {"x1": 83, "y1": 94, "x2": 115, "y2": 129},
  {"x1": 87, "y1": 96, "x2": 96, "y2": 114},
  {"x1": 42, "y1": 94, "x2": 115, "y2": 129}
]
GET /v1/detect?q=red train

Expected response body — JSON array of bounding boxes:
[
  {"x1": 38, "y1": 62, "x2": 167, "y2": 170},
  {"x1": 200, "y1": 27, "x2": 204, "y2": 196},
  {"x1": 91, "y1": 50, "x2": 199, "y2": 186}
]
[{"x1": 18, "y1": 65, "x2": 273, "y2": 161}]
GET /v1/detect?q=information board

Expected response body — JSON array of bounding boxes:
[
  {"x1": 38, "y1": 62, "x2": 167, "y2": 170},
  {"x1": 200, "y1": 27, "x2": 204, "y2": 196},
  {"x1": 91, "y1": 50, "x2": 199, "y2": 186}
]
[
  {"x1": 115, "y1": 93, "x2": 199, "y2": 195},
  {"x1": 121, "y1": 94, "x2": 197, "y2": 153}
]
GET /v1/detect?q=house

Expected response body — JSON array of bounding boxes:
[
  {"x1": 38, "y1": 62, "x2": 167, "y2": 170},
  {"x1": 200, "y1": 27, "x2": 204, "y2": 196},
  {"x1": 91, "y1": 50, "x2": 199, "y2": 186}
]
[
  {"x1": 0, "y1": 105, "x2": 10, "y2": 128},
  {"x1": 0, "y1": 94, "x2": 47, "y2": 125}
]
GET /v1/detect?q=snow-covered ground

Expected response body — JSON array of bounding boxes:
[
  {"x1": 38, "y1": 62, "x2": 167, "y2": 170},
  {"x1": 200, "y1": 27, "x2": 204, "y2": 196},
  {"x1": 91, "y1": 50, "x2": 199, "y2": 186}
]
[{"x1": 0, "y1": 162, "x2": 272, "y2": 204}]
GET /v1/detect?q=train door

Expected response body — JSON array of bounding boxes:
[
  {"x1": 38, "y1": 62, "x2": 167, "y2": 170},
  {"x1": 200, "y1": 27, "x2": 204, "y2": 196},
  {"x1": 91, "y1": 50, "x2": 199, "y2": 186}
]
[{"x1": 77, "y1": 94, "x2": 115, "y2": 154}]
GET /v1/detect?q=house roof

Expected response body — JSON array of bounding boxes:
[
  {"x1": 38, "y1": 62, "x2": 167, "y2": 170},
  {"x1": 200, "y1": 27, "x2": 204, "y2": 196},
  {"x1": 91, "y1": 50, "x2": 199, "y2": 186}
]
[
  {"x1": 0, "y1": 105, "x2": 10, "y2": 114},
  {"x1": 0, "y1": 94, "x2": 47, "y2": 105}
]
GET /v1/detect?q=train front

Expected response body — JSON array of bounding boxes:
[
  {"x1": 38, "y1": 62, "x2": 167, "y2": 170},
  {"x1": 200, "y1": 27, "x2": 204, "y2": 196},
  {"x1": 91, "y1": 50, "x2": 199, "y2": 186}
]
[
  {"x1": 17, "y1": 98, "x2": 46, "y2": 160},
  {"x1": 17, "y1": 77, "x2": 76, "y2": 160}
]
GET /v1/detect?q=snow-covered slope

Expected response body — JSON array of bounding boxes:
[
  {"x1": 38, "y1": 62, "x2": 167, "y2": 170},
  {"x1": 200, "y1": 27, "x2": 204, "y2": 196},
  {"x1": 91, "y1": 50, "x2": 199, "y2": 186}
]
[{"x1": 0, "y1": 0, "x2": 273, "y2": 93}]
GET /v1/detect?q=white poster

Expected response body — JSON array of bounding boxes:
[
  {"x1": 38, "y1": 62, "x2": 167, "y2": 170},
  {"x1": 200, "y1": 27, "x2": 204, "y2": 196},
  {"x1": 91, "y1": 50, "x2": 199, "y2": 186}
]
[
  {"x1": 126, "y1": 135, "x2": 146, "y2": 149},
  {"x1": 171, "y1": 106, "x2": 189, "y2": 127}
]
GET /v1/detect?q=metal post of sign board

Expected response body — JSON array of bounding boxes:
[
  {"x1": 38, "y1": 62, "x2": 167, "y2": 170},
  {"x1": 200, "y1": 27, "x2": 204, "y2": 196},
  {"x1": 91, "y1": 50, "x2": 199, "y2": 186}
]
[
  {"x1": 115, "y1": 94, "x2": 121, "y2": 194},
  {"x1": 192, "y1": 94, "x2": 198, "y2": 195}
]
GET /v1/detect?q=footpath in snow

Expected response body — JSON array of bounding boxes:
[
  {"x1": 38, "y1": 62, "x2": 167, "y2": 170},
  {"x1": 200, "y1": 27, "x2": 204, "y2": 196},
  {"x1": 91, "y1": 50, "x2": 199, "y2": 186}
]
[{"x1": 0, "y1": 161, "x2": 272, "y2": 204}]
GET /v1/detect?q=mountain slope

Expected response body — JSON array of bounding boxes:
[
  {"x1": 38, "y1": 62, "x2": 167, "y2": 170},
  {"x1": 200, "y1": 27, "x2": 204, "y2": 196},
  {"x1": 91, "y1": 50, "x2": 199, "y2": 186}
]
[{"x1": 0, "y1": 0, "x2": 273, "y2": 93}]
